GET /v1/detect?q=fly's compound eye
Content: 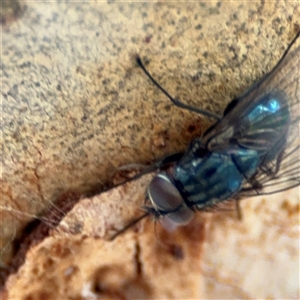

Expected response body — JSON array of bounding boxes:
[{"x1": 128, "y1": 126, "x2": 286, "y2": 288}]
[{"x1": 146, "y1": 174, "x2": 195, "y2": 225}]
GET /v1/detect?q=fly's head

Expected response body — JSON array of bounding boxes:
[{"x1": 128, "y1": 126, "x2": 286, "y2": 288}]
[{"x1": 145, "y1": 173, "x2": 195, "y2": 227}]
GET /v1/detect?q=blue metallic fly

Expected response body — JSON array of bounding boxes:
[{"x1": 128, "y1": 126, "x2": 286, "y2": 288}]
[
  {"x1": 112, "y1": 32, "x2": 300, "y2": 238},
  {"x1": 136, "y1": 31, "x2": 300, "y2": 227}
]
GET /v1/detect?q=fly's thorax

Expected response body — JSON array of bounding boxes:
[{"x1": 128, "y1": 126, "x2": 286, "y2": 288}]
[
  {"x1": 146, "y1": 173, "x2": 195, "y2": 225},
  {"x1": 173, "y1": 142, "x2": 260, "y2": 207}
]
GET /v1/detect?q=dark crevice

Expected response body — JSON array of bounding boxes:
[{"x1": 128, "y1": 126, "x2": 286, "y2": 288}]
[
  {"x1": 134, "y1": 240, "x2": 143, "y2": 276},
  {"x1": 0, "y1": 191, "x2": 81, "y2": 291}
]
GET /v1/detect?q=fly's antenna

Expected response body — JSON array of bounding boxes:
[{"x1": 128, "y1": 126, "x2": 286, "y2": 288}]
[
  {"x1": 109, "y1": 212, "x2": 149, "y2": 241},
  {"x1": 136, "y1": 56, "x2": 221, "y2": 121}
]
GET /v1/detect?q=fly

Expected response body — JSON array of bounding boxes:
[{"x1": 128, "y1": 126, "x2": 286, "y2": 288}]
[{"x1": 112, "y1": 31, "x2": 300, "y2": 238}]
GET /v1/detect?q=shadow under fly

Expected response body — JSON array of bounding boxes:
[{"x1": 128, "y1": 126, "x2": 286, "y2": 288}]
[{"x1": 111, "y1": 31, "x2": 300, "y2": 240}]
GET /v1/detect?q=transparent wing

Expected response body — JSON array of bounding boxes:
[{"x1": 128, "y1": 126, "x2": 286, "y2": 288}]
[
  {"x1": 201, "y1": 32, "x2": 300, "y2": 196},
  {"x1": 204, "y1": 32, "x2": 299, "y2": 151},
  {"x1": 240, "y1": 120, "x2": 300, "y2": 196}
]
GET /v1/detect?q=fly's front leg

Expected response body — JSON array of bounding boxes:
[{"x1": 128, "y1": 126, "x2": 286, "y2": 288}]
[{"x1": 112, "y1": 152, "x2": 185, "y2": 188}]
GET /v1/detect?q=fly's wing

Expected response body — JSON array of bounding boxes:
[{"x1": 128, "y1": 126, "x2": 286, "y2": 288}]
[
  {"x1": 239, "y1": 132, "x2": 300, "y2": 196},
  {"x1": 203, "y1": 32, "x2": 300, "y2": 195}
]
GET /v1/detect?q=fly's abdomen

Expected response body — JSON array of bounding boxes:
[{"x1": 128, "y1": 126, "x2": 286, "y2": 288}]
[{"x1": 233, "y1": 91, "x2": 290, "y2": 163}]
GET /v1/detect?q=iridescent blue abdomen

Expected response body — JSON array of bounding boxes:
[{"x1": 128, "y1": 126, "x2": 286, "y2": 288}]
[{"x1": 173, "y1": 92, "x2": 290, "y2": 208}]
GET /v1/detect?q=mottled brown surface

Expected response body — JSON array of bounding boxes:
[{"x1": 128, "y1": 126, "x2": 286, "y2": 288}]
[
  {"x1": 1, "y1": 1, "x2": 300, "y2": 299},
  {"x1": 3, "y1": 174, "x2": 207, "y2": 299}
]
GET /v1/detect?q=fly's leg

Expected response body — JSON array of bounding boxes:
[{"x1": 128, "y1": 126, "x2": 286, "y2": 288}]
[
  {"x1": 108, "y1": 152, "x2": 185, "y2": 239},
  {"x1": 136, "y1": 56, "x2": 221, "y2": 120},
  {"x1": 230, "y1": 154, "x2": 256, "y2": 221},
  {"x1": 109, "y1": 212, "x2": 149, "y2": 241},
  {"x1": 110, "y1": 152, "x2": 185, "y2": 190},
  {"x1": 234, "y1": 199, "x2": 243, "y2": 220},
  {"x1": 261, "y1": 150, "x2": 284, "y2": 178}
]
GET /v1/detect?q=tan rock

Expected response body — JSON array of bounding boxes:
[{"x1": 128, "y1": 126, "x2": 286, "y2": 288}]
[{"x1": 1, "y1": 1, "x2": 299, "y2": 299}]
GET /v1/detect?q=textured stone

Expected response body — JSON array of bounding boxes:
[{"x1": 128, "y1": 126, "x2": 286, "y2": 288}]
[{"x1": 1, "y1": 1, "x2": 299, "y2": 299}]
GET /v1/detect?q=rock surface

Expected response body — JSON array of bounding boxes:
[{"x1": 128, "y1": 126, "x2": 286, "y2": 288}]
[{"x1": 1, "y1": 1, "x2": 299, "y2": 299}]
